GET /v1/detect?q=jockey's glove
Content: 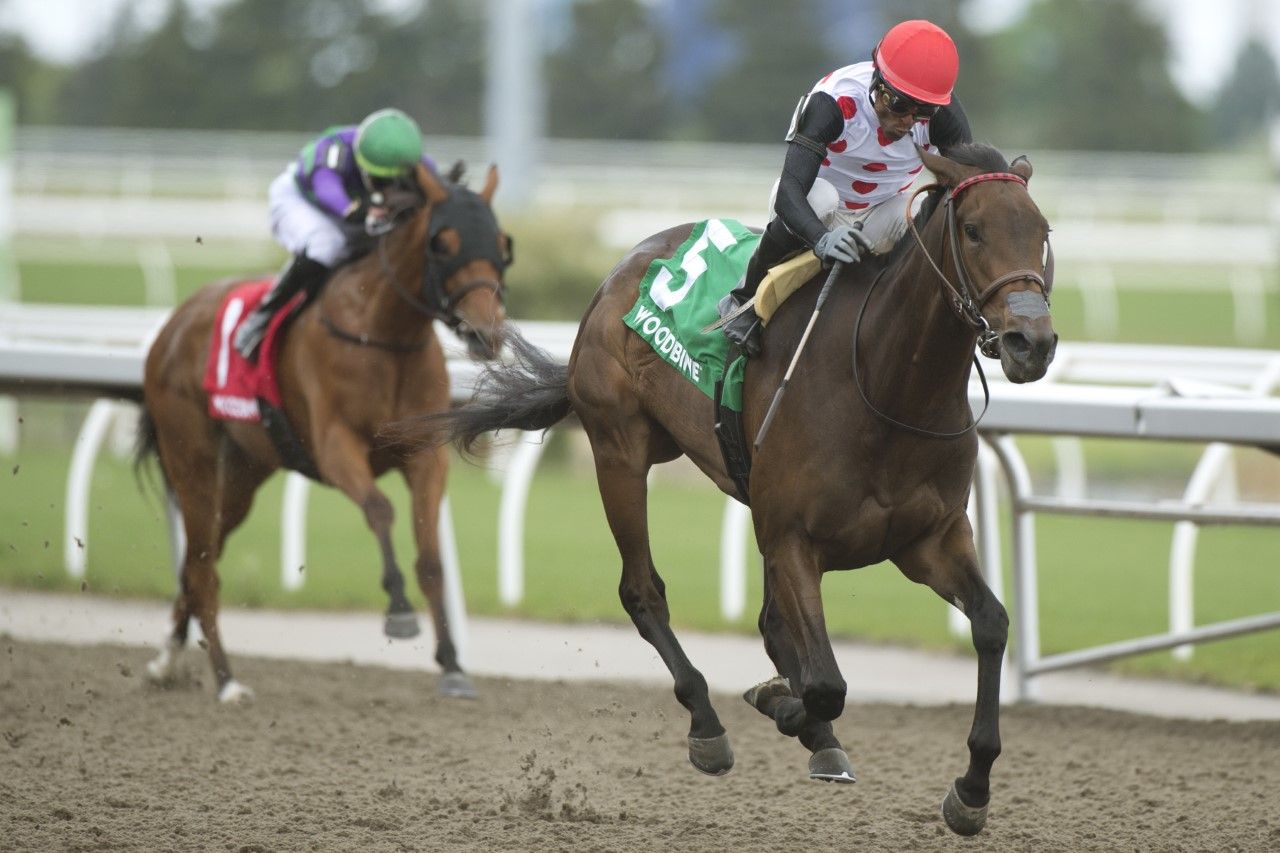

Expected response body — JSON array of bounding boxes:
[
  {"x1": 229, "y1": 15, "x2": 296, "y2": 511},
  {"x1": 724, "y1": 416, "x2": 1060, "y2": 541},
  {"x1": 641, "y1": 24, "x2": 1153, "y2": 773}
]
[
  {"x1": 365, "y1": 209, "x2": 395, "y2": 236},
  {"x1": 814, "y1": 225, "x2": 871, "y2": 265}
]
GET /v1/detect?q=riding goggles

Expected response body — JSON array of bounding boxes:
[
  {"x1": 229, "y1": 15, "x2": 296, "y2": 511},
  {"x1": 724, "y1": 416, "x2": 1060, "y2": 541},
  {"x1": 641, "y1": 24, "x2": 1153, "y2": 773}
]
[
  {"x1": 361, "y1": 171, "x2": 400, "y2": 195},
  {"x1": 875, "y1": 83, "x2": 940, "y2": 121}
]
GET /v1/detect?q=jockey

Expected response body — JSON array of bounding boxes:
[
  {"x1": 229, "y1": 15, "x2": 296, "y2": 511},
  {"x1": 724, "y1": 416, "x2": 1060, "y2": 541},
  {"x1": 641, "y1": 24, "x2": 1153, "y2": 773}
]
[
  {"x1": 234, "y1": 107, "x2": 435, "y2": 361},
  {"x1": 719, "y1": 19, "x2": 973, "y2": 356}
]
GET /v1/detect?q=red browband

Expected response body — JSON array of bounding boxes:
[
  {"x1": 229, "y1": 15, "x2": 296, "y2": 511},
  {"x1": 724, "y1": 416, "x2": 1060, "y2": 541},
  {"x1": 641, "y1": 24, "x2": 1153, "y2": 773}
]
[{"x1": 951, "y1": 171, "x2": 1027, "y2": 197}]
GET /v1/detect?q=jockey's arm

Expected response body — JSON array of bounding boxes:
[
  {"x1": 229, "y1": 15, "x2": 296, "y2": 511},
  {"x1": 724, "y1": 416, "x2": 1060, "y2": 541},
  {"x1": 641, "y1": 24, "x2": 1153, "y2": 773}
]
[
  {"x1": 310, "y1": 167, "x2": 363, "y2": 223},
  {"x1": 773, "y1": 92, "x2": 845, "y2": 247},
  {"x1": 927, "y1": 95, "x2": 973, "y2": 154}
]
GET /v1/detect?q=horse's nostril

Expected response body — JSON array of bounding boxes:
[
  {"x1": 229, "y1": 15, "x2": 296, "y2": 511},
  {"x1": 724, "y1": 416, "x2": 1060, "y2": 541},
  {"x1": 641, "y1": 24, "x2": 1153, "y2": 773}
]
[{"x1": 1001, "y1": 331, "x2": 1032, "y2": 360}]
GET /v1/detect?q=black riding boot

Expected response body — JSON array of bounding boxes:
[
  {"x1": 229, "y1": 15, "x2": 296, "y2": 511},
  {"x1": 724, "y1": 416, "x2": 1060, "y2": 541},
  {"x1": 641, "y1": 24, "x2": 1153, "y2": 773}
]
[
  {"x1": 234, "y1": 254, "x2": 331, "y2": 362},
  {"x1": 718, "y1": 272, "x2": 765, "y2": 357},
  {"x1": 718, "y1": 218, "x2": 806, "y2": 357}
]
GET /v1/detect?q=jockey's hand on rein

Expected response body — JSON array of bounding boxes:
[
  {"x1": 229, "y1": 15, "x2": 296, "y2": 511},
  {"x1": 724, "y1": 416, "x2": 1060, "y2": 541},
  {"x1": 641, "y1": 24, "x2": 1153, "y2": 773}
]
[
  {"x1": 364, "y1": 206, "x2": 395, "y2": 236},
  {"x1": 814, "y1": 225, "x2": 866, "y2": 265}
]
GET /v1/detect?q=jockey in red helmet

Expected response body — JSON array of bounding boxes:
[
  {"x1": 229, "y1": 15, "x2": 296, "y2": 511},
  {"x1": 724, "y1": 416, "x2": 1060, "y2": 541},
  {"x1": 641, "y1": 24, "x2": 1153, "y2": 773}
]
[{"x1": 719, "y1": 20, "x2": 972, "y2": 357}]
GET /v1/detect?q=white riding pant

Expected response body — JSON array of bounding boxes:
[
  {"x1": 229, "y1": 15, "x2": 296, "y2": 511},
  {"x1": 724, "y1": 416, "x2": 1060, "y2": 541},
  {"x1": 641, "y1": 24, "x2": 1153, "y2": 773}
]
[
  {"x1": 267, "y1": 169, "x2": 351, "y2": 268},
  {"x1": 768, "y1": 177, "x2": 915, "y2": 255}
]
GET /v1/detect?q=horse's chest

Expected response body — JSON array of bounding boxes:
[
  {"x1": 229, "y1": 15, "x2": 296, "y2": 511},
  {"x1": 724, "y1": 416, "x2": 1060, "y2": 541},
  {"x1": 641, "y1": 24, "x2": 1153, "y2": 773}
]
[{"x1": 816, "y1": 488, "x2": 947, "y2": 565}]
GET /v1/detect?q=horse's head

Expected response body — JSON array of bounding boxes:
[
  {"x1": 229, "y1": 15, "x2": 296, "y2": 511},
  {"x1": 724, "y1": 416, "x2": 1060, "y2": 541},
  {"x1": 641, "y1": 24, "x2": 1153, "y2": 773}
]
[
  {"x1": 918, "y1": 145, "x2": 1056, "y2": 383},
  {"x1": 413, "y1": 162, "x2": 512, "y2": 360}
]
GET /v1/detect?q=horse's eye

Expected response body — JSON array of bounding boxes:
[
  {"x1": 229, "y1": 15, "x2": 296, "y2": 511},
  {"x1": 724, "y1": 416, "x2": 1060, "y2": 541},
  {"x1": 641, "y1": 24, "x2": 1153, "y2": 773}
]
[
  {"x1": 963, "y1": 223, "x2": 980, "y2": 242},
  {"x1": 430, "y1": 234, "x2": 451, "y2": 255}
]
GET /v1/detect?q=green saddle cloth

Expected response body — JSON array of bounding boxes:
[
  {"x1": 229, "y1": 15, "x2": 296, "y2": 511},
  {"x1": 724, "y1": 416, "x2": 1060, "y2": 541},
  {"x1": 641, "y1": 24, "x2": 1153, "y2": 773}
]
[{"x1": 622, "y1": 219, "x2": 759, "y2": 411}]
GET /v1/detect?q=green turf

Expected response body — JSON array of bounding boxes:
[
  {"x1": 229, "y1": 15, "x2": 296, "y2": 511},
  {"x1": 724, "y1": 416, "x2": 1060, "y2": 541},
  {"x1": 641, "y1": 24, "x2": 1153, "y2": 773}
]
[{"x1": 16, "y1": 258, "x2": 273, "y2": 306}]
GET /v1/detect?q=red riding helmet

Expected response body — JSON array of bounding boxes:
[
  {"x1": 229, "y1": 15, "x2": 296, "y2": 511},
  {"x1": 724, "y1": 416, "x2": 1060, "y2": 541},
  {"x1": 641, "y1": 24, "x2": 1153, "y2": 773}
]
[{"x1": 873, "y1": 20, "x2": 959, "y2": 105}]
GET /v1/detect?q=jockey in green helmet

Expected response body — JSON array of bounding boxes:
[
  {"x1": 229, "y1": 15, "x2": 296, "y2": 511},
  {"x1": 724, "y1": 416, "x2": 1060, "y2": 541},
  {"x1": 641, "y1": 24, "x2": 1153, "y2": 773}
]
[{"x1": 234, "y1": 108, "x2": 433, "y2": 362}]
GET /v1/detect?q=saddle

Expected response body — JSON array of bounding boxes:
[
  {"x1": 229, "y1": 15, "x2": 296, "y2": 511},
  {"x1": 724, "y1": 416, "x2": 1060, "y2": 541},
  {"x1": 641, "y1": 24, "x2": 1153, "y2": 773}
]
[
  {"x1": 752, "y1": 251, "x2": 823, "y2": 325},
  {"x1": 202, "y1": 280, "x2": 322, "y2": 480}
]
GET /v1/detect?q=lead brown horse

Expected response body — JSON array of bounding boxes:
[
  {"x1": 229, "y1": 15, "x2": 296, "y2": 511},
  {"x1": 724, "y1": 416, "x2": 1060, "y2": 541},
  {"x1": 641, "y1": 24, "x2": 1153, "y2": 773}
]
[
  {"x1": 136, "y1": 163, "x2": 511, "y2": 703},
  {"x1": 402, "y1": 143, "x2": 1054, "y2": 836}
]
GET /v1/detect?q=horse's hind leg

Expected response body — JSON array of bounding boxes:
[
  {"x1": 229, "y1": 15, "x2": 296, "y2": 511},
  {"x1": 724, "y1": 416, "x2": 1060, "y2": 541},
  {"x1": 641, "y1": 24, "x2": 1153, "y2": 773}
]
[
  {"x1": 893, "y1": 513, "x2": 1007, "y2": 837},
  {"x1": 149, "y1": 418, "x2": 266, "y2": 702},
  {"x1": 746, "y1": 565, "x2": 855, "y2": 783},
  {"x1": 401, "y1": 447, "x2": 475, "y2": 699},
  {"x1": 587, "y1": 417, "x2": 733, "y2": 776},
  {"x1": 316, "y1": 423, "x2": 418, "y2": 638}
]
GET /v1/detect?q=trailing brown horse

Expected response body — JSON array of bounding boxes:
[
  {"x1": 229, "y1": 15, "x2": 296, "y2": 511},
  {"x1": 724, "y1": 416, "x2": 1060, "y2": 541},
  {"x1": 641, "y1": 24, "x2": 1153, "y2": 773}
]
[
  {"x1": 402, "y1": 143, "x2": 1055, "y2": 835},
  {"x1": 136, "y1": 163, "x2": 511, "y2": 703}
]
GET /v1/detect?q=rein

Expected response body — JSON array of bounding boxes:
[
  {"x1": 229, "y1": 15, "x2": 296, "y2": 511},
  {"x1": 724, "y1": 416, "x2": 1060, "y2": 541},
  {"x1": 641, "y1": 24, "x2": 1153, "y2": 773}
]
[
  {"x1": 378, "y1": 237, "x2": 507, "y2": 329},
  {"x1": 320, "y1": 184, "x2": 510, "y2": 352},
  {"x1": 905, "y1": 172, "x2": 1051, "y2": 358},
  {"x1": 319, "y1": 312, "x2": 427, "y2": 352},
  {"x1": 850, "y1": 170, "x2": 1048, "y2": 440},
  {"x1": 852, "y1": 266, "x2": 991, "y2": 439}
]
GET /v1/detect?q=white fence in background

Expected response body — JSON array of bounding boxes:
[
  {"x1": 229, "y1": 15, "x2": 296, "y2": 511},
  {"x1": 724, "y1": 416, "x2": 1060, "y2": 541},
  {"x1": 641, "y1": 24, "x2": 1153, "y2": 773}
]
[
  {"x1": 2, "y1": 303, "x2": 1279, "y2": 696},
  {"x1": 12, "y1": 129, "x2": 1277, "y2": 351}
]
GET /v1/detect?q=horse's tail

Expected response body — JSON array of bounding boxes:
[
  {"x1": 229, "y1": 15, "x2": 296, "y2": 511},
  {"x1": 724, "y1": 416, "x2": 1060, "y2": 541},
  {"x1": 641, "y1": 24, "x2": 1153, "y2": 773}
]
[
  {"x1": 132, "y1": 404, "x2": 171, "y2": 501},
  {"x1": 398, "y1": 327, "x2": 572, "y2": 454}
]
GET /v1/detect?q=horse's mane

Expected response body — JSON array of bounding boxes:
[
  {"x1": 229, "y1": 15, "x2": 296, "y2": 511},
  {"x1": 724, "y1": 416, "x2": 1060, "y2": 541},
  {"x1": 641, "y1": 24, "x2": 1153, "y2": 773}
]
[{"x1": 874, "y1": 142, "x2": 1010, "y2": 272}]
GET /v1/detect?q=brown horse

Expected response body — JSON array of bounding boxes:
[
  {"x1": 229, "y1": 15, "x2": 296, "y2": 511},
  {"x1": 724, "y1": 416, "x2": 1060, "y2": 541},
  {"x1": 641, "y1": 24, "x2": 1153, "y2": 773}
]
[
  {"x1": 403, "y1": 143, "x2": 1055, "y2": 836},
  {"x1": 136, "y1": 163, "x2": 511, "y2": 703}
]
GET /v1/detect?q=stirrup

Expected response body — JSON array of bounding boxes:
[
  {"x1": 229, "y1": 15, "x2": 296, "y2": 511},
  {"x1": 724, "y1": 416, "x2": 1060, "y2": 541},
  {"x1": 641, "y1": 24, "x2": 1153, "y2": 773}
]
[
  {"x1": 233, "y1": 322, "x2": 266, "y2": 363},
  {"x1": 724, "y1": 311, "x2": 762, "y2": 358},
  {"x1": 702, "y1": 293, "x2": 754, "y2": 334}
]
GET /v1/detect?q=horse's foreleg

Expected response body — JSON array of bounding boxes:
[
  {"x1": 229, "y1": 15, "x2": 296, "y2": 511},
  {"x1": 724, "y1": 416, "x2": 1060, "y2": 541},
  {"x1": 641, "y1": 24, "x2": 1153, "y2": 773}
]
[
  {"x1": 594, "y1": 449, "x2": 732, "y2": 776},
  {"x1": 894, "y1": 514, "x2": 1006, "y2": 837},
  {"x1": 749, "y1": 571, "x2": 853, "y2": 782},
  {"x1": 316, "y1": 424, "x2": 418, "y2": 638},
  {"x1": 762, "y1": 538, "x2": 846, "y2": 724},
  {"x1": 401, "y1": 450, "x2": 475, "y2": 699}
]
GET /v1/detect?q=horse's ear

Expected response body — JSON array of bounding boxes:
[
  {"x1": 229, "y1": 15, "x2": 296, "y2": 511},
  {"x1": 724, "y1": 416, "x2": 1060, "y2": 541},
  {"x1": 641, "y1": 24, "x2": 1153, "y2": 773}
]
[
  {"x1": 415, "y1": 163, "x2": 448, "y2": 206},
  {"x1": 1010, "y1": 154, "x2": 1033, "y2": 184},
  {"x1": 480, "y1": 164, "x2": 499, "y2": 204},
  {"x1": 917, "y1": 145, "x2": 965, "y2": 187},
  {"x1": 446, "y1": 160, "x2": 467, "y2": 184}
]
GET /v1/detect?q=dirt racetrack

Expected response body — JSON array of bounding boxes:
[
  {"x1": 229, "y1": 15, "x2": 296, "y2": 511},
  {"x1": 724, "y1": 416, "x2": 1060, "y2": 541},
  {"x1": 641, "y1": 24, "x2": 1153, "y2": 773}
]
[{"x1": 2, "y1": 638, "x2": 1278, "y2": 852}]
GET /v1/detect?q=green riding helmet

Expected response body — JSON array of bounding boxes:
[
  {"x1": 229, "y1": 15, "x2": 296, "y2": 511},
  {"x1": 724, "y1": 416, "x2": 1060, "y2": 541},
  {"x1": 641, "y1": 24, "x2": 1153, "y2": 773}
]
[{"x1": 354, "y1": 108, "x2": 424, "y2": 179}]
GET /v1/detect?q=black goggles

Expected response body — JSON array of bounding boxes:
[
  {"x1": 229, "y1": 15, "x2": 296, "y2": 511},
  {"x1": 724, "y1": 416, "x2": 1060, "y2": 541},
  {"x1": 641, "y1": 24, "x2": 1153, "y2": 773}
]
[
  {"x1": 875, "y1": 83, "x2": 940, "y2": 120},
  {"x1": 362, "y1": 172, "x2": 399, "y2": 193}
]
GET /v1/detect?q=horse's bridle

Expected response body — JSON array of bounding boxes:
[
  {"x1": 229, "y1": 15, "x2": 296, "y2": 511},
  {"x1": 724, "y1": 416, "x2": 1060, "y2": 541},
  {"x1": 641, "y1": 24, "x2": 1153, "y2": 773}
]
[
  {"x1": 377, "y1": 186, "x2": 511, "y2": 331},
  {"x1": 851, "y1": 170, "x2": 1053, "y2": 440},
  {"x1": 907, "y1": 171, "x2": 1054, "y2": 358},
  {"x1": 319, "y1": 185, "x2": 510, "y2": 353}
]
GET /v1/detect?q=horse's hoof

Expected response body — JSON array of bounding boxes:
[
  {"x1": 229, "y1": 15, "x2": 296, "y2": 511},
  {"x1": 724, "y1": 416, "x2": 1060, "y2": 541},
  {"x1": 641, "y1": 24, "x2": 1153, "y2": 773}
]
[
  {"x1": 438, "y1": 671, "x2": 478, "y2": 700},
  {"x1": 941, "y1": 780, "x2": 989, "y2": 836},
  {"x1": 687, "y1": 733, "x2": 734, "y2": 777},
  {"x1": 808, "y1": 747, "x2": 857, "y2": 783},
  {"x1": 383, "y1": 611, "x2": 420, "y2": 639},
  {"x1": 217, "y1": 679, "x2": 255, "y2": 705},
  {"x1": 144, "y1": 640, "x2": 181, "y2": 683},
  {"x1": 742, "y1": 675, "x2": 791, "y2": 715}
]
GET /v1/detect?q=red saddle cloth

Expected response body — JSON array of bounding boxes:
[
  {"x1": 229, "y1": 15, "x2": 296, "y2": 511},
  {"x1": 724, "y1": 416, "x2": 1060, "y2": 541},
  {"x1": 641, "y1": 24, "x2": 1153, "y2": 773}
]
[{"x1": 202, "y1": 279, "x2": 301, "y2": 422}]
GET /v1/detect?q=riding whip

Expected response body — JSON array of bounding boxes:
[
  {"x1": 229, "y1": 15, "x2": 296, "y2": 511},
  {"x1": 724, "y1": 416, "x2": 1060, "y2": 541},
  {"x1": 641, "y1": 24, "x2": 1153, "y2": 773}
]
[{"x1": 753, "y1": 260, "x2": 844, "y2": 450}]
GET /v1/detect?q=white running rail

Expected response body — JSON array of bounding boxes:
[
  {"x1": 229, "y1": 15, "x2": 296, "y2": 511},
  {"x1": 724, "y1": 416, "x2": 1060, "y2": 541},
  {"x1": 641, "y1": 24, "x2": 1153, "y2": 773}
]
[{"x1": 3, "y1": 304, "x2": 1279, "y2": 697}]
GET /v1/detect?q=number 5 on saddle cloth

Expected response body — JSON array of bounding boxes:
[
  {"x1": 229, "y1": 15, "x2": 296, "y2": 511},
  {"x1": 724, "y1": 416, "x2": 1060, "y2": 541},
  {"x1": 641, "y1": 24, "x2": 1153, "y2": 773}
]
[{"x1": 621, "y1": 219, "x2": 824, "y2": 503}]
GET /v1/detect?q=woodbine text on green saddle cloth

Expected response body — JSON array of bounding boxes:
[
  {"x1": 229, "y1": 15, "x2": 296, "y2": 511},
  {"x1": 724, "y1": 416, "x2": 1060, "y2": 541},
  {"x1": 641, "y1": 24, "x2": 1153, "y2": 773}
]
[{"x1": 622, "y1": 218, "x2": 759, "y2": 411}]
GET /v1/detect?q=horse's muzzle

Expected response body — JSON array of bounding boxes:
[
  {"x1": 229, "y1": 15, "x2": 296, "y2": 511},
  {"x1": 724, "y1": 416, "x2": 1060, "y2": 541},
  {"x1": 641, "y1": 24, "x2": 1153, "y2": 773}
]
[{"x1": 998, "y1": 328, "x2": 1057, "y2": 383}]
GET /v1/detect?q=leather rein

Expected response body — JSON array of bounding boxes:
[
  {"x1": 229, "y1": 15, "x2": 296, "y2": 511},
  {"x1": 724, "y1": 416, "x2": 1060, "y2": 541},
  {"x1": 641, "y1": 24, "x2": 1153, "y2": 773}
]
[
  {"x1": 322, "y1": 188, "x2": 509, "y2": 352},
  {"x1": 907, "y1": 171, "x2": 1052, "y2": 358},
  {"x1": 851, "y1": 171, "x2": 1052, "y2": 440}
]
